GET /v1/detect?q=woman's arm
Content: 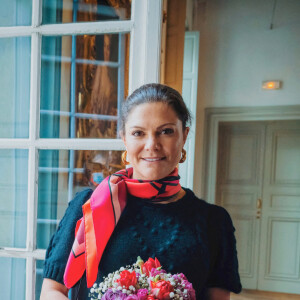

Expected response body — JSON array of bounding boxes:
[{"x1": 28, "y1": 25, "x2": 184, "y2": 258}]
[
  {"x1": 40, "y1": 278, "x2": 69, "y2": 300},
  {"x1": 206, "y1": 287, "x2": 230, "y2": 300}
]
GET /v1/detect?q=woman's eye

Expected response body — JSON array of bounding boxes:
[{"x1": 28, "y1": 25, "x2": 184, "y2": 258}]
[
  {"x1": 132, "y1": 131, "x2": 143, "y2": 137},
  {"x1": 161, "y1": 128, "x2": 174, "y2": 135}
]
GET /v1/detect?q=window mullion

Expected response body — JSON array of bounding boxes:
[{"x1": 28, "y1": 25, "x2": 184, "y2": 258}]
[
  {"x1": 26, "y1": 29, "x2": 41, "y2": 300},
  {"x1": 0, "y1": 21, "x2": 134, "y2": 38},
  {"x1": 0, "y1": 139, "x2": 32, "y2": 149},
  {"x1": 27, "y1": 32, "x2": 41, "y2": 252},
  {"x1": 36, "y1": 139, "x2": 125, "y2": 150},
  {"x1": 117, "y1": 33, "x2": 125, "y2": 135},
  {"x1": 39, "y1": 20, "x2": 133, "y2": 36},
  {"x1": 32, "y1": 0, "x2": 42, "y2": 27},
  {"x1": 0, "y1": 248, "x2": 46, "y2": 259},
  {"x1": 143, "y1": 0, "x2": 163, "y2": 84},
  {"x1": 129, "y1": 0, "x2": 162, "y2": 92},
  {"x1": 26, "y1": 257, "x2": 35, "y2": 300}
]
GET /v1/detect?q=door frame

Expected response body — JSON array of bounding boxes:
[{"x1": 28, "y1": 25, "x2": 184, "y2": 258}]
[{"x1": 203, "y1": 105, "x2": 300, "y2": 204}]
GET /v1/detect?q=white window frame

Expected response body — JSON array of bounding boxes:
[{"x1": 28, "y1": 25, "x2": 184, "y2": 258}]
[{"x1": 0, "y1": 0, "x2": 163, "y2": 299}]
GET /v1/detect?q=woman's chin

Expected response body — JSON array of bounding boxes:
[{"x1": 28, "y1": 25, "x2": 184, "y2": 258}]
[{"x1": 133, "y1": 168, "x2": 172, "y2": 181}]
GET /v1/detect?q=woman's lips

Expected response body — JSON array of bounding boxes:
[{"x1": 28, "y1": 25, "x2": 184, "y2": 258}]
[{"x1": 142, "y1": 157, "x2": 165, "y2": 162}]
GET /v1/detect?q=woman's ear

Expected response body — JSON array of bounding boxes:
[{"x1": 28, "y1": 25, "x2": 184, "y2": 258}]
[{"x1": 183, "y1": 127, "x2": 190, "y2": 145}]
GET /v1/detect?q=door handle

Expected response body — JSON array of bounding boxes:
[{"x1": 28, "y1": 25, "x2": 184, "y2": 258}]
[
  {"x1": 257, "y1": 198, "x2": 262, "y2": 209},
  {"x1": 256, "y1": 199, "x2": 262, "y2": 219}
]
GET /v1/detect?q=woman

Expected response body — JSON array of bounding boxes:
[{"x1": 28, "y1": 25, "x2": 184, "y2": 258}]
[{"x1": 40, "y1": 83, "x2": 242, "y2": 300}]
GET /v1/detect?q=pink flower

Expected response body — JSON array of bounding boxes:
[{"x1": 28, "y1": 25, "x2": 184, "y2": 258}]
[
  {"x1": 150, "y1": 280, "x2": 174, "y2": 300},
  {"x1": 137, "y1": 289, "x2": 149, "y2": 300},
  {"x1": 182, "y1": 280, "x2": 196, "y2": 300},
  {"x1": 125, "y1": 295, "x2": 139, "y2": 300}
]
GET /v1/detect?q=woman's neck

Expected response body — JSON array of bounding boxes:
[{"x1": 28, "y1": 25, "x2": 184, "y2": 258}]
[{"x1": 154, "y1": 188, "x2": 186, "y2": 204}]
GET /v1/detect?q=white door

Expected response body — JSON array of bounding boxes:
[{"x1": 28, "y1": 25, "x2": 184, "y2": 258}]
[
  {"x1": 217, "y1": 122, "x2": 265, "y2": 289},
  {"x1": 216, "y1": 121, "x2": 300, "y2": 293},
  {"x1": 258, "y1": 121, "x2": 300, "y2": 293}
]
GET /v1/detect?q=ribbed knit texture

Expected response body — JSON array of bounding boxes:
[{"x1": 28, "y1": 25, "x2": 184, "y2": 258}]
[{"x1": 43, "y1": 188, "x2": 241, "y2": 299}]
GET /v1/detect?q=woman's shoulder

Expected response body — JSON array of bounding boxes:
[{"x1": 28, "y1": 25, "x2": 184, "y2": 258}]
[
  {"x1": 69, "y1": 188, "x2": 93, "y2": 208},
  {"x1": 183, "y1": 188, "x2": 233, "y2": 222},
  {"x1": 182, "y1": 188, "x2": 212, "y2": 210}
]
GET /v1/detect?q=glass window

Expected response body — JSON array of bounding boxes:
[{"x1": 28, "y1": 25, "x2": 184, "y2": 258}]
[
  {"x1": 42, "y1": 0, "x2": 131, "y2": 24},
  {"x1": 0, "y1": 0, "x2": 32, "y2": 26},
  {"x1": 0, "y1": 1, "x2": 162, "y2": 298},
  {"x1": 0, "y1": 37, "x2": 31, "y2": 138},
  {"x1": 40, "y1": 33, "x2": 130, "y2": 138},
  {"x1": 37, "y1": 149, "x2": 124, "y2": 249},
  {"x1": 0, "y1": 149, "x2": 28, "y2": 248},
  {"x1": 0, "y1": 257, "x2": 26, "y2": 300}
]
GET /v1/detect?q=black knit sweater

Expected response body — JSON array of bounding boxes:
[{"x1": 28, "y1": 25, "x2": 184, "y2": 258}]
[{"x1": 43, "y1": 188, "x2": 241, "y2": 299}]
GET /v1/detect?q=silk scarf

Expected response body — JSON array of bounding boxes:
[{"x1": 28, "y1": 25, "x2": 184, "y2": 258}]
[{"x1": 63, "y1": 167, "x2": 181, "y2": 288}]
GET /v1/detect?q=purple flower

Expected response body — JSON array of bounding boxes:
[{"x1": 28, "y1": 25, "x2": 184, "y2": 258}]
[
  {"x1": 178, "y1": 273, "x2": 187, "y2": 280},
  {"x1": 172, "y1": 274, "x2": 180, "y2": 280},
  {"x1": 182, "y1": 280, "x2": 193, "y2": 290},
  {"x1": 102, "y1": 289, "x2": 128, "y2": 300},
  {"x1": 181, "y1": 280, "x2": 196, "y2": 300},
  {"x1": 188, "y1": 288, "x2": 196, "y2": 300},
  {"x1": 137, "y1": 288, "x2": 148, "y2": 300},
  {"x1": 125, "y1": 295, "x2": 139, "y2": 300},
  {"x1": 150, "y1": 267, "x2": 166, "y2": 277}
]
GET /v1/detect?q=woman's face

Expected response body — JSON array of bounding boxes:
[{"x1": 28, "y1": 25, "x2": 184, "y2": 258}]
[{"x1": 122, "y1": 102, "x2": 189, "y2": 180}]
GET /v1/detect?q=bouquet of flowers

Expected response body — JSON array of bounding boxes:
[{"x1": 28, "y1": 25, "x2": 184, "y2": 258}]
[{"x1": 89, "y1": 256, "x2": 196, "y2": 300}]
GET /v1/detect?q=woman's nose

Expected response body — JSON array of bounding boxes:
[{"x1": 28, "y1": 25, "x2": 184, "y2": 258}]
[{"x1": 145, "y1": 135, "x2": 160, "y2": 150}]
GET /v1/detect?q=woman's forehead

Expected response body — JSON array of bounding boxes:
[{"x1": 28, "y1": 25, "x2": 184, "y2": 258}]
[
  {"x1": 127, "y1": 102, "x2": 176, "y2": 117},
  {"x1": 125, "y1": 102, "x2": 180, "y2": 126}
]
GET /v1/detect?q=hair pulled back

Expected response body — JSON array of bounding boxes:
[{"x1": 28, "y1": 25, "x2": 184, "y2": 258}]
[{"x1": 120, "y1": 83, "x2": 191, "y2": 134}]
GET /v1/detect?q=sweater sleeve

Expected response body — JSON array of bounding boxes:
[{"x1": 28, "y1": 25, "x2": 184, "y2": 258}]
[
  {"x1": 43, "y1": 188, "x2": 93, "y2": 284},
  {"x1": 206, "y1": 204, "x2": 242, "y2": 294}
]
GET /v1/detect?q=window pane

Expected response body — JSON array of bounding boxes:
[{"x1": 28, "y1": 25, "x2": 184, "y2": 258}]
[
  {"x1": 42, "y1": 0, "x2": 131, "y2": 24},
  {"x1": 37, "y1": 149, "x2": 125, "y2": 249},
  {"x1": 40, "y1": 33, "x2": 129, "y2": 138},
  {"x1": 0, "y1": 149, "x2": 28, "y2": 248},
  {"x1": 35, "y1": 260, "x2": 44, "y2": 300},
  {"x1": 0, "y1": 37, "x2": 31, "y2": 138},
  {"x1": 0, "y1": 0, "x2": 31, "y2": 26},
  {"x1": 0, "y1": 257, "x2": 26, "y2": 300}
]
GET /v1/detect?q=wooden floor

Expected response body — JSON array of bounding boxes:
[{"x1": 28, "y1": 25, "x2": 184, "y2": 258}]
[{"x1": 231, "y1": 290, "x2": 300, "y2": 300}]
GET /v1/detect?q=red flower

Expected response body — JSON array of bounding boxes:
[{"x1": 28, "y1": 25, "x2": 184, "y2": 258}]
[
  {"x1": 115, "y1": 270, "x2": 137, "y2": 289},
  {"x1": 151, "y1": 280, "x2": 174, "y2": 300},
  {"x1": 147, "y1": 296, "x2": 156, "y2": 300},
  {"x1": 141, "y1": 257, "x2": 161, "y2": 276}
]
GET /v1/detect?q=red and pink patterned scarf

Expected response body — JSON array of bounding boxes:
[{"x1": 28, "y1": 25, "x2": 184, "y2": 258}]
[{"x1": 63, "y1": 167, "x2": 181, "y2": 288}]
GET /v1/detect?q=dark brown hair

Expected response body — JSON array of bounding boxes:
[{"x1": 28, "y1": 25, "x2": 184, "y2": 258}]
[{"x1": 120, "y1": 83, "x2": 191, "y2": 134}]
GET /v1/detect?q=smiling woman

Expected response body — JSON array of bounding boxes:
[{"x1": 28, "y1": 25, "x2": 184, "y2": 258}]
[
  {"x1": 120, "y1": 83, "x2": 190, "y2": 181},
  {"x1": 121, "y1": 102, "x2": 189, "y2": 181},
  {"x1": 41, "y1": 84, "x2": 242, "y2": 300}
]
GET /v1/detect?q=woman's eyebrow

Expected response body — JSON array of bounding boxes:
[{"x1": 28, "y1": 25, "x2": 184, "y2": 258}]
[
  {"x1": 129, "y1": 123, "x2": 176, "y2": 130},
  {"x1": 157, "y1": 123, "x2": 176, "y2": 128},
  {"x1": 129, "y1": 126, "x2": 145, "y2": 129}
]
